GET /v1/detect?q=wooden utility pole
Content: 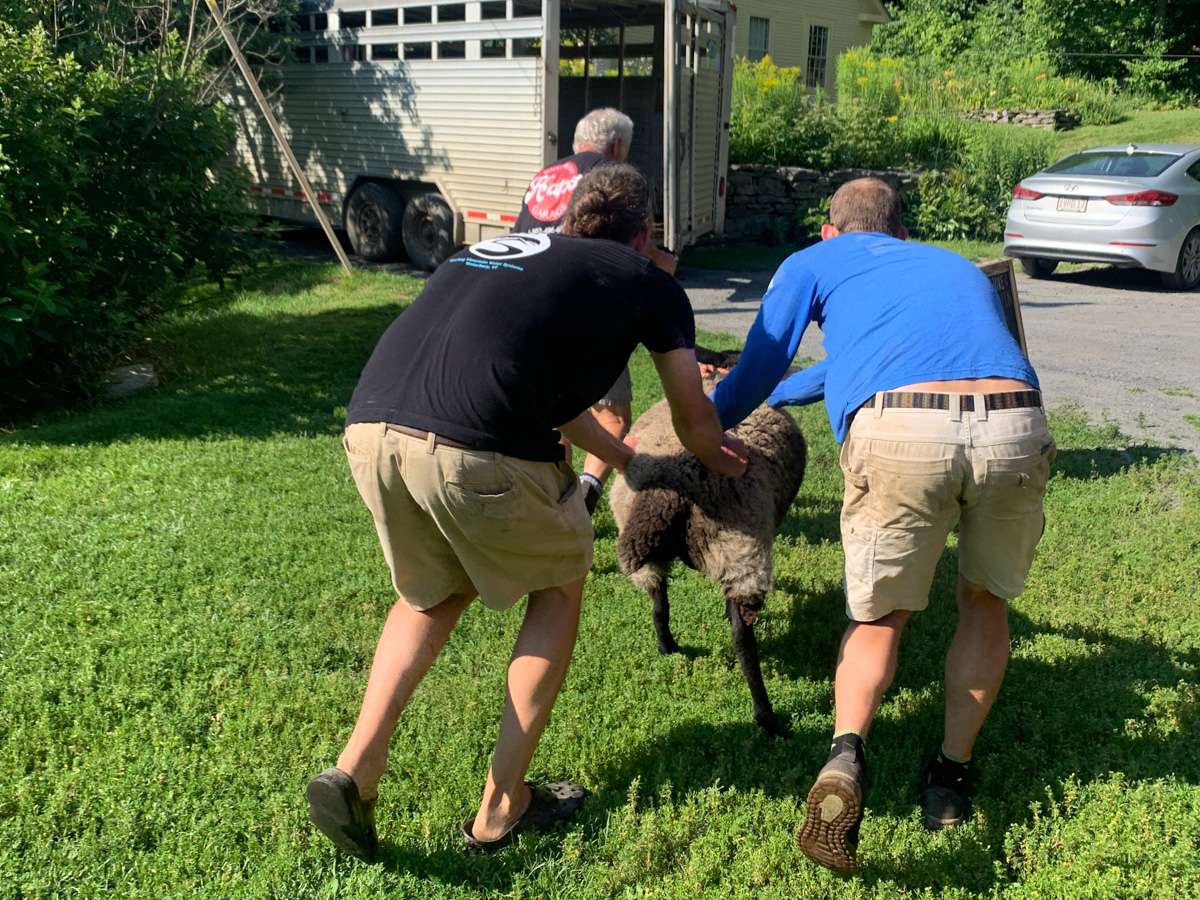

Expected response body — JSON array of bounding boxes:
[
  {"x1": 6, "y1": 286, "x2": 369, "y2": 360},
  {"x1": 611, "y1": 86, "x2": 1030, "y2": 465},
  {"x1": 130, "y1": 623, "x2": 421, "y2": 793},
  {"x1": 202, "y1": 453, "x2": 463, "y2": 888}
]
[{"x1": 204, "y1": 0, "x2": 354, "y2": 275}]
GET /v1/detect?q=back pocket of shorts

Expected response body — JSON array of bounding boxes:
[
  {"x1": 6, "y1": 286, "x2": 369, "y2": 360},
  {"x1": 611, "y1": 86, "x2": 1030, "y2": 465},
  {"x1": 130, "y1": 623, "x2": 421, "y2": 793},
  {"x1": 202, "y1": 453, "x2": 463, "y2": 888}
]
[{"x1": 446, "y1": 480, "x2": 518, "y2": 518}]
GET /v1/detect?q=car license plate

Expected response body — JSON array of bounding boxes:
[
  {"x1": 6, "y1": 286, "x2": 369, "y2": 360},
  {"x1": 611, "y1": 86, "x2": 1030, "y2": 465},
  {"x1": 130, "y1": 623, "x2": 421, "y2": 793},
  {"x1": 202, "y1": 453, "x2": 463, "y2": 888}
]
[{"x1": 1057, "y1": 196, "x2": 1087, "y2": 213}]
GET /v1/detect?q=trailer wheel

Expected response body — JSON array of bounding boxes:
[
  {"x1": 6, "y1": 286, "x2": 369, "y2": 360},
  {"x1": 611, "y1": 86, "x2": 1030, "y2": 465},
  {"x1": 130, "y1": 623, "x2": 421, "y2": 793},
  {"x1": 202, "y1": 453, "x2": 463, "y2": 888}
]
[
  {"x1": 346, "y1": 183, "x2": 405, "y2": 261},
  {"x1": 402, "y1": 193, "x2": 456, "y2": 270}
]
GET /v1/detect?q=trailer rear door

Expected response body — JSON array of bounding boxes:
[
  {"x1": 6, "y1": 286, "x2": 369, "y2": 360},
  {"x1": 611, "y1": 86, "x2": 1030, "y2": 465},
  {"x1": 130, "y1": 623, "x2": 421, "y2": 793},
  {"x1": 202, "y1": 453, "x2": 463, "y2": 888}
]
[{"x1": 662, "y1": 0, "x2": 731, "y2": 250}]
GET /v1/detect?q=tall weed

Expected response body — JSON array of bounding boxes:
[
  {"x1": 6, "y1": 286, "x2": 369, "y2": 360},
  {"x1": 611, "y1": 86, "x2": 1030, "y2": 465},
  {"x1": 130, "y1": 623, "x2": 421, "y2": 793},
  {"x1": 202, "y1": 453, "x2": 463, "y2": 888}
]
[{"x1": 729, "y1": 56, "x2": 844, "y2": 169}]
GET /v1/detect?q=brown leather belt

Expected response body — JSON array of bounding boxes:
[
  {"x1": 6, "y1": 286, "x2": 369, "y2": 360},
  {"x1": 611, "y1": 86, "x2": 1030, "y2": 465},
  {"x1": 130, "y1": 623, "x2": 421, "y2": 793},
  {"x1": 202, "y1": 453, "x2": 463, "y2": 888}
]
[
  {"x1": 385, "y1": 423, "x2": 477, "y2": 450},
  {"x1": 860, "y1": 389, "x2": 1042, "y2": 413}
]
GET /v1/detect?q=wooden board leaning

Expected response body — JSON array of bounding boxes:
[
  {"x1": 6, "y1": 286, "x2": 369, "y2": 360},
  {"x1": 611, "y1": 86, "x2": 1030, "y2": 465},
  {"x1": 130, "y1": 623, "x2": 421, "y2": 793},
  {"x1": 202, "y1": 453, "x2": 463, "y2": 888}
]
[{"x1": 977, "y1": 258, "x2": 1029, "y2": 358}]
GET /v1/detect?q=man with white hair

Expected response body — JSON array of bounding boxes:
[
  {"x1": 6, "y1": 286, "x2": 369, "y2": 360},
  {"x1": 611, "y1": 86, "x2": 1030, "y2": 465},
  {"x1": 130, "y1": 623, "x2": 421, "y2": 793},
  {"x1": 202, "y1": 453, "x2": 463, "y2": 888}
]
[{"x1": 515, "y1": 108, "x2": 677, "y2": 514}]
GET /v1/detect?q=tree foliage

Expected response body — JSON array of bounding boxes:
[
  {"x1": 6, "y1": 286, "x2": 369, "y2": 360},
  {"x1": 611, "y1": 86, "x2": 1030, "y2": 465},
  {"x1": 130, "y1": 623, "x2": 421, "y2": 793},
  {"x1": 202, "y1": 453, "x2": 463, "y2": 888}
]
[
  {"x1": 875, "y1": 0, "x2": 1198, "y2": 102},
  {"x1": 0, "y1": 2, "x2": 295, "y2": 416}
]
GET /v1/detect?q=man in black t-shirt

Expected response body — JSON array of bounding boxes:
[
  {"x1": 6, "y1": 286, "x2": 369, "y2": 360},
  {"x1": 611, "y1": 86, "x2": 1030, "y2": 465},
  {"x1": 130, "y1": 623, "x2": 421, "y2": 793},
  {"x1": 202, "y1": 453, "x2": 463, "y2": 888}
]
[
  {"x1": 514, "y1": 108, "x2": 677, "y2": 514},
  {"x1": 306, "y1": 165, "x2": 748, "y2": 859}
]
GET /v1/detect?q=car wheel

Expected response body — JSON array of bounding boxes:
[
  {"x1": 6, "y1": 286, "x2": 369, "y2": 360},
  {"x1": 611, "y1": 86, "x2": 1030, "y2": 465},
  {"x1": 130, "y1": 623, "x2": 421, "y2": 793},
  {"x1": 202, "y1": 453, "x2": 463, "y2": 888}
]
[
  {"x1": 402, "y1": 193, "x2": 456, "y2": 271},
  {"x1": 345, "y1": 183, "x2": 405, "y2": 261},
  {"x1": 1161, "y1": 227, "x2": 1200, "y2": 291},
  {"x1": 1019, "y1": 257, "x2": 1059, "y2": 279}
]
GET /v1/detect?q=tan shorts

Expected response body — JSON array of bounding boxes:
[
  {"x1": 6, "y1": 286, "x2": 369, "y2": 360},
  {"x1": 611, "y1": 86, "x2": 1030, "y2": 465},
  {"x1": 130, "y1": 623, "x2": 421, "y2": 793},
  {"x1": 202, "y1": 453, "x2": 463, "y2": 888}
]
[
  {"x1": 344, "y1": 422, "x2": 594, "y2": 611},
  {"x1": 839, "y1": 394, "x2": 1055, "y2": 622},
  {"x1": 595, "y1": 366, "x2": 633, "y2": 407}
]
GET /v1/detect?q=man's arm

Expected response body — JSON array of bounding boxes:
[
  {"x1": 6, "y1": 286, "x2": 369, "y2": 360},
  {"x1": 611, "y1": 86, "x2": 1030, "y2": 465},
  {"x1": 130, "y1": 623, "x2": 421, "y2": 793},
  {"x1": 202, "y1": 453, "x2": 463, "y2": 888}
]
[
  {"x1": 768, "y1": 359, "x2": 828, "y2": 408},
  {"x1": 558, "y1": 409, "x2": 636, "y2": 472},
  {"x1": 652, "y1": 347, "x2": 748, "y2": 478},
  {"x1": 710, "y1": 255, "x2": 819, "y2": 429}
]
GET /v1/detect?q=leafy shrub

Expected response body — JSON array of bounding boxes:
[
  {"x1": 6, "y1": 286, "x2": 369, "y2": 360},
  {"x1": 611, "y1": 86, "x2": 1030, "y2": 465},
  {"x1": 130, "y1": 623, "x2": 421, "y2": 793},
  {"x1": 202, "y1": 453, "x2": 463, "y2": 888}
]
[
  {"x1": 964, "y1": 124, "x2": 1056, "y2": 225},
  {"x1": 897, "y1": 114, "x2": 972, "y2": 170},
  {"x1": 907, "y1": 124, "x2": 1055, "y2": 241},
  {"x1": 0, "y1": 25, "x2": 257, "y2": 415},
  {"x1": 729, "y1": 56, "x2": 845, "y2": 169},
  {"x1": 911, "y1": 168, "x2": 991, "y2": 241}
]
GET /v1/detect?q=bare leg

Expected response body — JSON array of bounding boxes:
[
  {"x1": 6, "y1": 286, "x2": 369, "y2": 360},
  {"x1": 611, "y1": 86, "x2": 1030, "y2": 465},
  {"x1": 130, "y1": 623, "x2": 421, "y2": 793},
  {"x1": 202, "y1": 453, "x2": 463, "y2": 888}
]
[
  {"x1": 336, "y1": 583, "x2": 476, "y2": 800},
  {"x1": 943, "y1": 575, "x2": 1010, "y2": 759},
  {"x1": 471, "y1": 577, "x2": 584, "y2": 841},
  {"x1": 832, "y1": 609, "x2": 912, "y2": 739},
  {"x1": 582, "y1": 402, "x2": 631, "y2": 486}
]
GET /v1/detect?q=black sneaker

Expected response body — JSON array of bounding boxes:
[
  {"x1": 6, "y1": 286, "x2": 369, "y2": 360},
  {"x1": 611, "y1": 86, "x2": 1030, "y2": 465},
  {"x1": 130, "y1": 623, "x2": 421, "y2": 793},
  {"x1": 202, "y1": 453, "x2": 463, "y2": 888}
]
[
  {"x1": 919, "y1": 748, "x2": 973, "y2": 830},
  {"x1": 797, "y1": 738, "x2": 866, "y2": 874}
]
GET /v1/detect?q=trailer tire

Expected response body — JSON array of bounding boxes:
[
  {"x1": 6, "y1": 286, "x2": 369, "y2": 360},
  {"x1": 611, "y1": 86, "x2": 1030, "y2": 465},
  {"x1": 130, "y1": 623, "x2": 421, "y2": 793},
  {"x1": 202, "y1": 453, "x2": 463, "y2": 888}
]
[
  {"x1": 402, "y1": 193, "x2": 456, "y2": 270},
  {"x1": 346, "y1": 183, "x2": 405, "y2": 261}
]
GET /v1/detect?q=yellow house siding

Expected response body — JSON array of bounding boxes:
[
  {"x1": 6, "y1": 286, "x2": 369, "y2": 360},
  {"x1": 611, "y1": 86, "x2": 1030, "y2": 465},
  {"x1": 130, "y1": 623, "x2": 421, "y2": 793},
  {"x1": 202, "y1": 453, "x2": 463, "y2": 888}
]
[{"x1": 733, "y1": 0, "x2": 885, "y2": 95}]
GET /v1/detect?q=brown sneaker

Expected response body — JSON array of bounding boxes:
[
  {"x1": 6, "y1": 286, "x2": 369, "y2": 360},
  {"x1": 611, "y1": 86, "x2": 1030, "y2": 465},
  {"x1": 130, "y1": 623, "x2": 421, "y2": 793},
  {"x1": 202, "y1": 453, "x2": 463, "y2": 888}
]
[{"x1": 796, "y1": 747, "x2": 865, "y2": 874}]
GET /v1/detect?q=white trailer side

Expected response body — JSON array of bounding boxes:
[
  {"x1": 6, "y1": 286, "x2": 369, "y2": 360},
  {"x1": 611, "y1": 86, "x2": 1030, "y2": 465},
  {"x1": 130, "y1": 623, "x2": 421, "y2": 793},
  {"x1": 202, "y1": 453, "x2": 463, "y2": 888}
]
[{"x1": 227, "y1": 0, "x2": 732, "y2": 268}]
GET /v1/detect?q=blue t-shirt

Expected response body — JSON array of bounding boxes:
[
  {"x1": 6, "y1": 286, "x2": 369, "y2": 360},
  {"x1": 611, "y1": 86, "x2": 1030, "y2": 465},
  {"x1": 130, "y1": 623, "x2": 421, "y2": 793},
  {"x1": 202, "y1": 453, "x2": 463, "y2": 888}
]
[{"x1": 710, "y1": 232, "x2": 1038, "y2": 443}]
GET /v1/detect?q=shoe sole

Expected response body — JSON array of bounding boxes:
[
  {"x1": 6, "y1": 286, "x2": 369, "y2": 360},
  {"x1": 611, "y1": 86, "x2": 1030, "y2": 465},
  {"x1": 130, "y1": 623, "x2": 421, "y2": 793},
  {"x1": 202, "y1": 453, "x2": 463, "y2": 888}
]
[
  {"x1": 796, "y1": 771, "x2": 862, "y2": 874},
  {"x1": 306, "y1": 771, "x2": 375, "y2": 860}
]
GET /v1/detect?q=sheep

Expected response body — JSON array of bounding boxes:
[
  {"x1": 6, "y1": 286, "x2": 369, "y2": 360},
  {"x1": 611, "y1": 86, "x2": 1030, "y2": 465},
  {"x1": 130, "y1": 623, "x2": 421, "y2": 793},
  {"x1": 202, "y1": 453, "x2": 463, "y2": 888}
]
[{"x1": 608, "y1": 349, "x2": 807, "y2": 736}]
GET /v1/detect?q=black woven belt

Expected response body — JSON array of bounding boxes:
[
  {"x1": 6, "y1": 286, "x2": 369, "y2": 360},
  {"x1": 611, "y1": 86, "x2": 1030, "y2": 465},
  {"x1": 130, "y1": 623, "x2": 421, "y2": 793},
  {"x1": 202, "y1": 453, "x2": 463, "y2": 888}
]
[{"x1": 860, "y1": 390, "x2": 1042, "y2": 413}]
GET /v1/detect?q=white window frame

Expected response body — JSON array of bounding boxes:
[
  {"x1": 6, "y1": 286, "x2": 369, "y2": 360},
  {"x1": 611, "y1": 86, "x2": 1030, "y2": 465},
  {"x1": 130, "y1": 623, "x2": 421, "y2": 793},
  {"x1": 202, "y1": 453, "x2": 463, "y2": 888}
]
[
  {"x1": 806, "y1": 24, "x2": 829, "y2": 89},
  {"x1": 747, "y1": 16, "x2": 770, "y2": 63}
]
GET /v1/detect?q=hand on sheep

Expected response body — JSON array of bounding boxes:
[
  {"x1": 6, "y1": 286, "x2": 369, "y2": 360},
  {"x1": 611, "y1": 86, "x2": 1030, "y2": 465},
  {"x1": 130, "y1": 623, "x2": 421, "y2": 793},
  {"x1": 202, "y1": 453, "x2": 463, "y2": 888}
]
[
  {"x1": 612, "y1": 435, "x2": 640, "y2": 473},
  {"x1": 710, "y1": 433, "x2": 750, "y2": 478}
]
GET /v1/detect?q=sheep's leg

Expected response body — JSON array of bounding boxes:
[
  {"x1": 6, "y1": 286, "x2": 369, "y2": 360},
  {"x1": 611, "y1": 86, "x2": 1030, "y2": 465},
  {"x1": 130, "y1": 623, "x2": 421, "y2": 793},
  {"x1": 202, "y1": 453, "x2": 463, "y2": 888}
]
[
  {"x1": 726, "y1": 595, "x2": 782, "y2": 736},
  {"x1": 649, "y1": 578, "x2": 681, "y2": 655}
]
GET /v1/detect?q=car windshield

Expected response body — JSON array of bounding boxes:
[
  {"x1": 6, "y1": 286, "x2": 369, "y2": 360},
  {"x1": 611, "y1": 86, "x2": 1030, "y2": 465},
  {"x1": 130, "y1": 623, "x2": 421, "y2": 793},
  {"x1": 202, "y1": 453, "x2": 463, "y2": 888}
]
[{"x1": 1044, "y1": 151, "x2": 1182, "y2": 178}]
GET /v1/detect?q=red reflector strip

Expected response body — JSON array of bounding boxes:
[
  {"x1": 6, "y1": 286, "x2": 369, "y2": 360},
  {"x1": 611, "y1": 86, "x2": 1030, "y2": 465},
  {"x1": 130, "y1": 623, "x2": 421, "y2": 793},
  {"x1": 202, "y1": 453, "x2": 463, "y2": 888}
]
[
  {"x1": 1004, "y1": 232, "x2": 1024, "y2": 237},
  {"x1": 293, "y1": 191, "x2": 306, "y2": 199},
  {"x1": 500, "y1": 214, "x2": 517, "y2": 223},
  {"x1": 250, "y1": 186, "x2": 264, "y2": 193},
  {"x1": 1109, "y1": 241, "x2": 1156, "y2": 247},
  {"x1": 271, "y1": 188, "x2": 285, "y2": 195},
  {"x1": 466, "y1": 210, "x2": 488, "y2": 220},
  {"x1": 317, "y1": 193, "x2": 331, "y2": 201}
]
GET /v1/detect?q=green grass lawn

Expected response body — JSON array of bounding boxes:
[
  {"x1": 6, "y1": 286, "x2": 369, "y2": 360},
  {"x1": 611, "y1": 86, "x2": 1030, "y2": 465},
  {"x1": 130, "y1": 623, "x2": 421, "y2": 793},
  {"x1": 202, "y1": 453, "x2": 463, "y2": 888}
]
[
  {"x1": 1053, "y1": 108, "x2": 1200, "y2": 158},
  {"x1": 2, "y1": 260, "x2": 1198, "y2": 899}
]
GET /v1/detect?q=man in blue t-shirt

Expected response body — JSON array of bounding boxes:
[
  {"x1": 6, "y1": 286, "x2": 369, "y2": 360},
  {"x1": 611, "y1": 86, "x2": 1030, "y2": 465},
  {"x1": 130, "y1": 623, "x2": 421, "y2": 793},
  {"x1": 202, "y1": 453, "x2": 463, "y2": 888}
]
[{"x1": 711, "y1": 178, "x2": 1056, "y2": 874}]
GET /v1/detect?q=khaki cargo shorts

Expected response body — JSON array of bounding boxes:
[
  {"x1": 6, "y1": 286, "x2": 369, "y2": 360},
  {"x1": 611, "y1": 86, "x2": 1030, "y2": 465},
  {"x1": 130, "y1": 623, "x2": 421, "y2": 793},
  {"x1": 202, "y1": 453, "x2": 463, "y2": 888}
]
[
  {"x1": 839, "y1": 394, "x2": 1056, "y2": 622},
  {"x1": 344, "y1": 421, "x2": 594, "y2": 611}
]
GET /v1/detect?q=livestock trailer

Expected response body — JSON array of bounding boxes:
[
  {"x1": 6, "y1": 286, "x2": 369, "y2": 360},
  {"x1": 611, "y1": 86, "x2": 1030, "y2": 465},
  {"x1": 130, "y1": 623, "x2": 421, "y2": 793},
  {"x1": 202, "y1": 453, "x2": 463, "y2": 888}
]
[{"x1": 227, "y1": 0, "x2": 735, "y2": 268}]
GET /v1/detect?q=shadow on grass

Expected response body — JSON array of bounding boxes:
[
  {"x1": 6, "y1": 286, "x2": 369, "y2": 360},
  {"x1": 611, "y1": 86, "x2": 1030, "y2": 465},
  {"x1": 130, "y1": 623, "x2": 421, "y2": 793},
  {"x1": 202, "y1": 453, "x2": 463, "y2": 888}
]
[
  {"x1": 584, "y1": 530, "x2": 1199, "y2": 892},
  {"x1": 4, "y1": 297, "x2": 409, "y2": 448},
  {"x1": 1053, "y1": 444, "x2": 1192, "y2": 479}
]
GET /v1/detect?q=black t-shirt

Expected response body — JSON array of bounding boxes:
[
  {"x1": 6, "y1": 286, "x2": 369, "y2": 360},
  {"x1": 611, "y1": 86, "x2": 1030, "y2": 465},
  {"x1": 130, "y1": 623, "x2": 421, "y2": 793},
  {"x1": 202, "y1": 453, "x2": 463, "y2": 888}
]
[
  {"x1": 346, "y1": 233, "x2": 695, "y2": 461},
  {"x1": 512, "y1": 151, "x2": 610, "y2": 234}
]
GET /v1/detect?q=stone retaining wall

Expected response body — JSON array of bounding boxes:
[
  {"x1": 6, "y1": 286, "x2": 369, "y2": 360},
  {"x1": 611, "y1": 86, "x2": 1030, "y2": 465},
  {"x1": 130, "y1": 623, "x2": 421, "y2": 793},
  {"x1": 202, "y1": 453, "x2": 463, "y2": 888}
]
[
  {"x1": 960, "y1": 108, "x2": 1081, "y2": 131},
  {"x1": 721, "y1": 165, "x2": 919, "y2": 243}
]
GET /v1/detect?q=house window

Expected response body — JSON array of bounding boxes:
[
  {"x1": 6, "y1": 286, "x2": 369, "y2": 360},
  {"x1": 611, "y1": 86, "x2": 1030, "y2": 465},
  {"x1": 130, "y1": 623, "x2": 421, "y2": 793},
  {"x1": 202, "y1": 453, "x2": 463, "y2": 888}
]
[
  {"x1": 748, "y1": 16, "x2": 769, "y2": 63},
  {"x1": 806, "y1": 25, "x2": 829, "y2": 88}
]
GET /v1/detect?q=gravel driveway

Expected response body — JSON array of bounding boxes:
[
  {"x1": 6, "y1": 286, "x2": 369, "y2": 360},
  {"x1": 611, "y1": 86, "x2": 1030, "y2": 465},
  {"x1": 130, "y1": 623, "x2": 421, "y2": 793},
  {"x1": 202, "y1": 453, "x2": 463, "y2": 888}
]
[
  {"x1": 681, "y1": 263, "x2": 1200, "y2": 455},
  {"x1": 277, "y1": 229, "x2": 1200, "y2": 454}
]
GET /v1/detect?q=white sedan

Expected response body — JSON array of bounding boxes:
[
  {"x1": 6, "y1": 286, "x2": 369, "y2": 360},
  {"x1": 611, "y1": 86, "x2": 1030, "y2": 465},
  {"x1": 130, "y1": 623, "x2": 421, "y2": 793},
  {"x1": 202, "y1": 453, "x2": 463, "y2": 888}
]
[{"x1": 1003, "y1": 143, "x2": 1200, "y2": 290}]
